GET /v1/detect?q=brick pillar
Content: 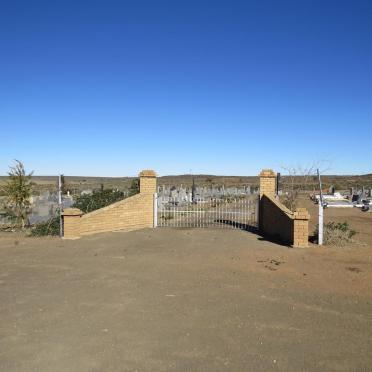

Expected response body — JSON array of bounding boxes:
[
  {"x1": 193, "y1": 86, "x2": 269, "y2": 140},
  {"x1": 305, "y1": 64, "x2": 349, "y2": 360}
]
[
  {"x1": 139, "y1": 170, "x2": 157, "y2": 229},
  {"x1": 293, "y1": 208, "x2": 310, "y2": 248},
  {"x1": 62, "y1": 208, "x2": 84, "y2": 239},
  {"x1": 259, "y1": 169, "x2": 276, "y2": 232},
  {"x1": 139, "y1": 170, "x2": 157, "y2": 194},
  {"x1": 259, "y1": 169, "x2": 276, "y2": 198}
]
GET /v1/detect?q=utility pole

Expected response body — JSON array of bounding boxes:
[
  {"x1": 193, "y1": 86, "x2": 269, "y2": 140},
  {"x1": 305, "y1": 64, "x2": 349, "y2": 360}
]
[
  {"x1": 58, "y1": 175, "x2": 63, "y2": 238},
  {"x1": 317, "y1": 169, "x2": 323, "y2": 245},
  {"x1": 276, "y1": 172, "x2": 281, "y2": 196}
]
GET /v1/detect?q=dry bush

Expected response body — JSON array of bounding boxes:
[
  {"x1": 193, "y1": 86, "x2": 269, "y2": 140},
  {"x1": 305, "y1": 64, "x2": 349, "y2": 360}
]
[
  {"x1": 2, "y1": 160, "x2": 34, "y2": 228},
  {"x1": 313, "y1": 222, "x2": 357, "y2": 247}
]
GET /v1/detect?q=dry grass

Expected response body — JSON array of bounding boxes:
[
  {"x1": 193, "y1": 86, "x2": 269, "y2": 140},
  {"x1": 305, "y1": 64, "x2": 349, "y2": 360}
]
[{"x1": 314, "y1": 221, "x2": 358, "y2": 247}]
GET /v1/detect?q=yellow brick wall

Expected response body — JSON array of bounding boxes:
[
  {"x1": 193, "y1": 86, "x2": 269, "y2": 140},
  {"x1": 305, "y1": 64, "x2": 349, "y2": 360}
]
[
  {"x1": 259, "y1": 169, "x2": 276, "y2": 197},
  {"x1": 63, "y1": 170, "x2": 156, "y2": 238},
  {"x1": 293, "y1": 209, "x2": 310, "y2": 248},
  {"x1": 63, "y1": 216, "x2": 82, "y2": 239},
  {"x1": 78, "y1": 193, "x2": 154, "y2": 236},
  {"x1": 63, "y1": 167, "x2": 309, "y2": 246},
  {"x1": 259, "y1": 170, "x2": 310, "y2": 248},
  {"x1": 139, "y1": 170, "x2": 157, "y2": 194},
  {"x1": 260, "y1": 194, "x2": 294, "y2": 244}
]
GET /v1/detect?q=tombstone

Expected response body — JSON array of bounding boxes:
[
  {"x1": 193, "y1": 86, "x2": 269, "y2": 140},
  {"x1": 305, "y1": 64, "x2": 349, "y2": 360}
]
[
  {"x1": 352, "y1": 194, "x2": 360, "y2": 203},
  {"x1": 179, "y1": 188, "x2": 187, "y2": 201},
  {"x1": 191, "y1": 179, "x2": 196, "y2": 203}
]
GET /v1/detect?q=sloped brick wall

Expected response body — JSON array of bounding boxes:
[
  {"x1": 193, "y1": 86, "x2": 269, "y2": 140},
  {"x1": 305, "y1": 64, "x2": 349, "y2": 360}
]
[
  {"x1": 63, "y1": 170, "x2": 156, "y2": 238},
  {"x1": 259, "y1": 169, "x2": 310, "y2": 247},
  {"x1": 260, "y1": 194, "x2": 294, "y2": 244}
]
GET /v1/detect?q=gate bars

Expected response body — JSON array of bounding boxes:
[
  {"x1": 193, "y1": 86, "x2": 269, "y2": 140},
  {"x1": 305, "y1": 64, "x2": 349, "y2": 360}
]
[{"x1": 155, "y1": 195, "x2": 258, "y2": 230}]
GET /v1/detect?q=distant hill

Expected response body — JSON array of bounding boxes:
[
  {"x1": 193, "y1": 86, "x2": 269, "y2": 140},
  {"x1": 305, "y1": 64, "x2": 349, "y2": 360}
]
[{"x1": 0, "y1": 173, "x2": 371, "y2": 194}]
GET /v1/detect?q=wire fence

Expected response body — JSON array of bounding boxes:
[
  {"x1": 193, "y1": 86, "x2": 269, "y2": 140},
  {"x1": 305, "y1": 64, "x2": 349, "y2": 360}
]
[
  {"x1": 0, "y1": 192, "x2": 74, "y2": 227},
  {"x1": 0, "y1": 175, "x2": 136, "y2": 230}
]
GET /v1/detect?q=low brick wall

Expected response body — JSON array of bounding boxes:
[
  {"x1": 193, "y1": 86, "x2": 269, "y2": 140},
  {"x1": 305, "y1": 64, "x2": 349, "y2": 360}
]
[
  {"x1": 260, "y1": 194, "x2": 293, "y2": 244},
  {"x1": 260, "y1": 194, "x2": 309, "y2": 247},
  {"x1": 63, "y1": 170, "x2": 156, "y2": 239},
  {"x1": 259, "y1": 169, "x2": 310, "y2": 247}
]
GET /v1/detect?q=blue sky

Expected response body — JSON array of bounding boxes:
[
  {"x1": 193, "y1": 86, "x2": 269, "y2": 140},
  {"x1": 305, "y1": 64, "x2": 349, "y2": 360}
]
[{"x1": 0, "y1": 0, "x2": 371, "y2": 176}]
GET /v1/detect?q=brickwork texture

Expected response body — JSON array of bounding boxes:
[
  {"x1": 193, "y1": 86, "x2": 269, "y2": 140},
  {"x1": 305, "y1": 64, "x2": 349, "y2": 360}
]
[
  {"x1": 62, "y1": 170, "x2": 157, "y2": 238},
  {"x1": 63, "y1": 167, "x2": 309, "y2": 247},
  {"x1": 259, "y1": 169, "x2": 310, "y2": 247}
]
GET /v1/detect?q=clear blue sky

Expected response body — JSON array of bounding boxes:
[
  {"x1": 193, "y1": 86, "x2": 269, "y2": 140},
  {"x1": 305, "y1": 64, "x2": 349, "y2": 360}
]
[{"x1": 1, "y1": 0, "x2": 371, "y2": 176}]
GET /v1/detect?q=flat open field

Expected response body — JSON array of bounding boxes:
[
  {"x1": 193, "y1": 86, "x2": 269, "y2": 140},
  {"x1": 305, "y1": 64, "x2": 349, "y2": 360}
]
[
  {"x1": 1, "y1": 173, "x2": 371, "y2": 194},
  {"x1": 1, "y1": 228, "x2": 371, "y2": 371}
]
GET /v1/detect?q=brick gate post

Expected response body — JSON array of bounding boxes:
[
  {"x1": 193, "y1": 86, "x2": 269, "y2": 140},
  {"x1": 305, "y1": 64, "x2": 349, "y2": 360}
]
[
  {"x1": 62, "y1": 208, "x2": 84, "y2": 239},
  {"x1": 259, "y1": 169, "x2": 276, "y2": 232},
  {"x1": 139, "y1": 170, "x2": 157, "y2": 194},
  {"x1": 293, "y1": 208, "x2": 310, "y2": 248},
  {"x1": 139, "y1": 170, "x2": 157, "y2": 228},
  {"x1": 259, "y1": 169, "x2": 277, "y2": 198}
]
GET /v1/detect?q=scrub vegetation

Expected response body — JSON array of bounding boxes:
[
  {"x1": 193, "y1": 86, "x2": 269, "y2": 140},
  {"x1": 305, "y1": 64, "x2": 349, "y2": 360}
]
[{"x1": 314, "y1": 221, "x2": 357, "y2": 246}]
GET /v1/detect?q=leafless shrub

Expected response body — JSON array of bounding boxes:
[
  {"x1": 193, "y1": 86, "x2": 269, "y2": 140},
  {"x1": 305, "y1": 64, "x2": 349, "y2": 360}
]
[{"x1": 280, "y1": 160, "x2": 331, "y2": 211}]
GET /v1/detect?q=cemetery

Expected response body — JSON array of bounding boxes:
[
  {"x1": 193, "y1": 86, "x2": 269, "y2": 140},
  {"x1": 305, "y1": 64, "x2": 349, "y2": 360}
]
[
  {"x1": 1, "y1": 1, "x2": 371, "y2": 369},
  {"x1": 311, "y1": 185, "x2": 372, "y2": 211}
]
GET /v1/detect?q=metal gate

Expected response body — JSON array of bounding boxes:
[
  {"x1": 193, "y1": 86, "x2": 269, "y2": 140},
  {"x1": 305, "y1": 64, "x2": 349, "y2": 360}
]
[{"x1": 156, "y1": 194, "x2": 259, "y2": 230}]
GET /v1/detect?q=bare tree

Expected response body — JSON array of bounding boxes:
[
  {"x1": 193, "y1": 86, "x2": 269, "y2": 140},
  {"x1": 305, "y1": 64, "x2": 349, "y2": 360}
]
[
  {"x1": 280, "y1": 160, "x2": 331, "y2": 211},
  {"x1": 2, "y1": 160, "x2": 34, "y2": 228}
]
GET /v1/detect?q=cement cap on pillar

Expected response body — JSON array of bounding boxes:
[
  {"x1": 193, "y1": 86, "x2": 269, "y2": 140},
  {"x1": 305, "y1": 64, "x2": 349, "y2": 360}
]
[
  {"x1": 259, "y1": 169, "x2": 276, "y2": 177},
  {"x1": 139, "y1": 170, "x2": 157, "y2": 177},
  {"x1": 62, "y1": 208, "x2": 84, "y2": 216}
]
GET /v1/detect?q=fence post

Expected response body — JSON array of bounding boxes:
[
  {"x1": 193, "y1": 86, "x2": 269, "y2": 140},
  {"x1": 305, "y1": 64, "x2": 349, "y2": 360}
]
[
  {"x1": 58, "y1": 174, "x2": 63, "y2": 238},
  {"x1": 153, "y1": 193, "x2": 158, "y2": 228},
  {"x1": 317, "y1": 168, "x2": 324, "y2": 245}
]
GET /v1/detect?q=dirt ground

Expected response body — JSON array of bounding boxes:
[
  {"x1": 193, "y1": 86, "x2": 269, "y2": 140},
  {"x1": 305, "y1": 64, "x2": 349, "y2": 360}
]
[{"x1": 1, "y1": 228, "x2": 372, "y2": 372}]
